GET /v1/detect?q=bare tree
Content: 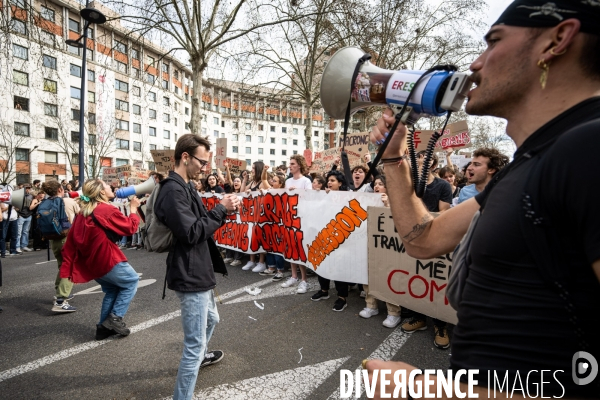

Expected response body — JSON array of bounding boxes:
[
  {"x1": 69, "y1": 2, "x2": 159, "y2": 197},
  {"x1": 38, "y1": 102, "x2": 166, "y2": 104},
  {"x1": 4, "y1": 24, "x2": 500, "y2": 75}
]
[{"x1": 0, "y1": 119, "x2": 31, "y2": 184}]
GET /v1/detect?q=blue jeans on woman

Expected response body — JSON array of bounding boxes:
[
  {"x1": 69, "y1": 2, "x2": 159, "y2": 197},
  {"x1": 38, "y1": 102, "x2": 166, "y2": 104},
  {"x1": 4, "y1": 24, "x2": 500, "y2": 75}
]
[
  {"x1": 173, "y1": 289, "x2": 219, "y2": 400},
  {"x1": 94, "y1": 262, "x2": 139, "y2": 325},
  {"x1": 266, "y1": 253, "x2": 285, "y2": 271}
]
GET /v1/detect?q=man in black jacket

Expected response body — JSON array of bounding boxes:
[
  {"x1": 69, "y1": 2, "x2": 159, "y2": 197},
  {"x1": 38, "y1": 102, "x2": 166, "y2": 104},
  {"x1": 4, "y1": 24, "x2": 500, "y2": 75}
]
[{"x1": 155, "y1": 134, "x2": 239, "y2": 400}]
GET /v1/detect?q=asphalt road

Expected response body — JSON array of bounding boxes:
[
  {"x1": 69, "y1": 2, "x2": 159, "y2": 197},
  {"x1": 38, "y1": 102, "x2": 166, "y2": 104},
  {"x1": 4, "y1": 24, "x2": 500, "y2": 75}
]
[{"x1": 0, "y1": 248, "x2": 451, "y2": 400}]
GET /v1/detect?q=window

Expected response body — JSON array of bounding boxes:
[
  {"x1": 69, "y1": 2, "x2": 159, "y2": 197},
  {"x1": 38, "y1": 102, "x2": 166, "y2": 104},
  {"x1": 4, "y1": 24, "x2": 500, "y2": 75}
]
[
  {"x1": 174, "y1": 102, "x2": 180, "y2": 111},
  {"x1": 293, "y1": 150, "x2": 298, "y2": 155},
  {"x1": 184, "y1": 107, "x2": 189, "y2": 115},
  {"x1": 314, "y1": 141, "x2": 319, "y2": 148},
  {"x1": 149, "y1": 127, "x2": 156, "y2": 136},
  {"x1": 13, "y1": 70, "x2": 28, "y2": 86},
  {"x1": 44, "y1": 103, "x2": 57, "y2": 116},
  {"x1": 13, "y1": 44, "x2": 28, "y2": 60},
  {"x1": 115, "y1": 99, "x2": 129, "y2": 112},
  {"x1": 245, "y1": 123, "x2": 251, "y2": 130},
  {"x1": 70, "y1": 87, "x2": 81, "y2": 99},
  {"x1": 86, "y1": 27, "x2": 94, "y2": 39},
  {"x1": 16, "y1": 148, "x2": 29, "y2": 161},
  {"x1": 71, "y1": 131, "x2": 80, "y2": 142},
  {"x1": 245, "y1": 135, "x2": 251, "y2": 142},
  {"x1": 232, "y1": 146, "x2": 238, "y2": 153},
  {"x1": 15, "y1": 122, "x2": 30, "y2": 136},
  {"x1": 116, "y1": 61, "x2": 127, "y2": 73},
  {"x1": 11, "y1": 19, "x2": 27, "y2": 35},
  {"x1": 258, "y1": 148, "x2": 264, "y2": 155},
  {"x1": 132, "y1": 67, "x2": 140, "y2": 79},
  {"x1": 44, "y1": 127, "x2": 58, "y2": 140},
  {"x1": 293, "y1": 139, "x2": 298, "y2": 146},
  {"x1": 213, "y1": 117, "x2": 219, "y2": 125},
  {"x1": 258, "y1": 124, "x2": 264, "y2": 131},
  {"x1": 133, "y1": 104, "x2": 141, "y2": 115},
  {"x1": 174, "y1": 86, "x2": 179, "y2": 95},
  {"x1": 246, "y1": 147, "x2": 251, "y2": 154},
  {"x1": 14, "y1": 96, "x2": 29, "y2": 111},
  {"x1": 282, "y1": 150, "x2": 287, "y2": 156},
  {"x1": 88, "y1": 135, "x2": 97, "y2": 145},
  {"x1": 43, "y1": 54, "x2": 57, "y2": 69},
  {"x1": 147, "y1": 55, "x2": 155, "y2": 66},
  {"x1": 88, "y1": 70, "x2": 95, "y2": 82},
  {"x1": 149, "y1": 109, "x2": 157, "y2": 119},
  {"x1": 45, "y1": 151, "x2": 58, "y2": 163},
  {"x1": 230, "y1": 134, "x2": 237, "y2": 141},
  {"x1": 115, "y1": 79, "x2": 129, "y2": 92},
  {"x1": 162, "y1": 79, "x2": 168, "y2": 89},
  {"x1": 314, "y1": 130, "x2": 319, "y2": 137},
  {"x1": 148, "y1": 91, "x2": 156, "y2": 102},
  {"x1": 116, "y1": 139, "x2": 129, "y2": 150},
  {"x1": 131, "y1": 49, "x2": 139, "y2": 60},
  {"x1": 258, "y1": 136, "x2": 264, "y2": 143},
  {"x1": 270, "y1": 137, "x2": 275, "y2": 144},
  {"x1": 293, "y1": 128, "x2": 298, "y2": 135},
  {"x1": 68, "y1": 18, "x2": 80, "y2": 32},
  {"x1": 187, "y1": 123, "x2": 191, "y2": 130},
  {"x1": 163, "y1": 97, "x2": 170, "y2": 106},
  {"x1": 282, "y1": 138, "x2": 287, "y2": 145},
  {"x1": 89, "y1": 113, "x2": 96, "y2": 125},
  {"x1": 282, "y1": 127, "x2": 287, "y2": 133},
  {"x1": 68, "y1": 65, "x2": 82, "y2": 79},
  {"x1": 71, "y1": 153, "x2": 79, "y2": 165},
  {"x1": 71, "y1": 109, "x2": 80, "y2": 120},
  {"x1": 149, "y1": 144, "x2": 157, "y2": 150},
  {"x1": 212, "y1": 130, "x2": 218, "y2": 138},
  {"x1": 161, "y1": 63, "x2": 169, "y2": 73},
  {"x1": 116, "y1": 120, "x2": 129, "y2": 131},
  {"x1": 133, "y1": 141, "x2": 141, "y2": 152},
  {"x1": 147, "y1": 73, "x2": 155, "y2": 84},
  {"x1": 163, "y1": 130, "x2": 170, "y2": 139},
  {"x1": 174, "y1": 118, "x2": 178, "y2": 127},
  {"x1": 163, "y1": 113, "x2": 170, "y2": 123},
  {"x1": 232, "y1": 122, "x2": 238, "y2": 128},
  {"x1": 67, "y1": 45, "x2": 81, "y2": 56},
  {"x1": 114, "y1": 40, "x2": 127, "y2": 53},
  {"x1": 88, "y1": 91, "x2": 95, "y2": 103},
  {"x1": 270, "y1": 126, "x2": 275, "y2": 132},
  {"x1": 269, "y1": 149, "x2": 275, "y2": 155},
  {"x1": 133, "y1": 123, "x2": 141, "y2": 133},
  {"x1": 41, "y1": 5, "x2": 55, "y2": 21}
]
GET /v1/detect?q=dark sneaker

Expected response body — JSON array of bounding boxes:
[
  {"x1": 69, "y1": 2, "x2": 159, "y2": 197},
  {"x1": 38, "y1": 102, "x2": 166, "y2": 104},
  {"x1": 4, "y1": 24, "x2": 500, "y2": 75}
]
[
  {"x1": 271, "y1": 271, "x2": 285, "y2": 282},
  {"x1": 101, "y1": 313, "x2": 130, "y2": 336},
  {"x1": 434, "y1": 326, "x2": 450, "y2": 349},
  {"x1": 54, "y1": 294, "x2": 75, "y2": 302},
  {"x1": 401, "y1": 318, "x2": 427, "y2": 333},
  {"x1": 52, "y1": 300, "x2": 76, "y2": 313},
  {"x1": 259, "y1": 268, "x2": 276, "y2": 276},
  {"x1": 95, "y1": 324, "x2": 117, "y2": 340},
  {"x1": 311, "y1": 291, "x2": 330, "y2": 301},
  {"x1": 332, "y1": 298, "x2": 347, "y2": 312},
  {"x1": 201, "y1": 350, "x2": 224, "y2": 367}
]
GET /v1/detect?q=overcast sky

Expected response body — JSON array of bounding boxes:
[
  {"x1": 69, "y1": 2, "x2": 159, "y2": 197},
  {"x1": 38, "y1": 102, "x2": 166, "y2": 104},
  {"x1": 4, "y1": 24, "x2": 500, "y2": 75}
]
[{"x1": 484, "y1": 0, "x2": 513, "y2": 25}]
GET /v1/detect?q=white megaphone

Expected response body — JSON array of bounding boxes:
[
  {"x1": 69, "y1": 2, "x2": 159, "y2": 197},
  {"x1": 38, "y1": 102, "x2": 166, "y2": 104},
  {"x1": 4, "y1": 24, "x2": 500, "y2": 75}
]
[
  {"x1": 320, "y1": 47, "x2": 473, "y2": 125},
  {"x1": 0, "y1": 188, "x2": 26, "y2": 209},
  {"x1": 68, "y1": 190, "x2": 83, "y2": 199},
  {"x1": 115, "y1": 177, "x2": 156, "y2": 198}
]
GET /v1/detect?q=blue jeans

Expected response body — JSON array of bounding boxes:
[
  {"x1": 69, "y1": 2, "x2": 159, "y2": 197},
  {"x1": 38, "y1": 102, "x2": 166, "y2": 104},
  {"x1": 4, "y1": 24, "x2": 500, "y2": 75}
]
[
  {"x1": 1, "y1": 219, "x2": 18, "y2": 255},
  {"x1": 266, "y1": 253, "x2": 285, "y2": 271},
  {"x1": 17, "y1": 216, "x2": 32, "y2": 249},
  {"x1": 95, "y1": 262, "x2": 139, "y2": 325},
  {"x1": 173, "y1": 290, "x2": 219, "y2": 400}
]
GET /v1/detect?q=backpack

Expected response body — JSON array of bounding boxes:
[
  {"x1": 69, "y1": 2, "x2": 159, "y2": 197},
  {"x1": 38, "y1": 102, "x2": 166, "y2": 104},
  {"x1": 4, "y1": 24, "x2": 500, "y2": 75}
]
[
  {"x1": 36, "y1": 197, "x2": 71, "y2": 240},
  {"x1": 144, "y1": 179, "x2": 177, "y2": 253}
]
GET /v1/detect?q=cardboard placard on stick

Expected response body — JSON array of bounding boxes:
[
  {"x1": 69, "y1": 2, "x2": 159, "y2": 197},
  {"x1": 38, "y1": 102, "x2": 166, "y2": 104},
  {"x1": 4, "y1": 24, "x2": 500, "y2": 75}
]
[
  {"x1": 223, "y1": 158, "x2": 247, "y2": 175},
  {"x1": 102, "y1": 167, "x2": 117, "y2": 182},
  {"x1": 215, "y1": 138, "x2": 228, "y2": 169},
  {"x1": 413, "y1": 120, "x2": 471, "y2": 152},
  {"x1": 309, "y1": 132, "x2": 370, "y2": 174},
  {"x1": 151, "y1": 150, "x2": 175, "y2": 173},
  {"x1": 367, "y1": 206, "x2": 458, "y2": 324}
]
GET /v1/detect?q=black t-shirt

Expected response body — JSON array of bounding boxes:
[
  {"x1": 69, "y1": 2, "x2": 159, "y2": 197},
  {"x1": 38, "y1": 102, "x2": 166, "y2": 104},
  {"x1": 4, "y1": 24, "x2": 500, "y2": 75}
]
[
  {"x1": 422, "y1": 177, "x2": 452, "y2": 212},
  {"x1": 208, "y1": 185, "x2": 224, "y2": 194},
  {"x1": 451, "y1": 97, "x2": 600, "y2": 398}
]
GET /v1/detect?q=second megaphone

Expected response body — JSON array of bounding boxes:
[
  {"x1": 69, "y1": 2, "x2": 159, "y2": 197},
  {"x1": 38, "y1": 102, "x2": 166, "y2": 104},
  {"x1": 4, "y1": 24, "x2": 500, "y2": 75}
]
[
  {"x1": 320, "y1": 47, "x2": 472, "y2": 125},
  {"x1": 115, "y1": 177, "x2": 156, "y2": 198}
]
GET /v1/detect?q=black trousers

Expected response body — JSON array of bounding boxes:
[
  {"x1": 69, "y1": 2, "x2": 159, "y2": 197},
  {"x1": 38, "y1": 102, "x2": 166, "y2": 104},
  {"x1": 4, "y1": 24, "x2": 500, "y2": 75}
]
[{"x1": 318, "y1": 276, "x2": 350, "y2": 298}]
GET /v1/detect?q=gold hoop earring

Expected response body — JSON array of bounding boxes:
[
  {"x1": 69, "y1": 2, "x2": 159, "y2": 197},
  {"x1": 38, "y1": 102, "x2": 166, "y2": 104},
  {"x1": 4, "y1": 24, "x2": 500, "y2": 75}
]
[
  {"x1": 537, "y1": 59, "x2": 550, "y2": 90},
  {"x1": 549, "y1": 47, "x2": 567, "y2": 56}
]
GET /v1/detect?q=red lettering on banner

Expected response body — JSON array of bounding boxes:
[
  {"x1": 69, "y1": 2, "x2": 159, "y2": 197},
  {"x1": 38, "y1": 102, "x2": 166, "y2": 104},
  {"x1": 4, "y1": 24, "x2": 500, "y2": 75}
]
[
  {"x1": 387, "y1": 269, "x2": 409, "y2": 294},
  {"x1": 408, "y1": 275, "x2": 428, "y2": 299},
  {"x1": 388, "y1": 271, "x2": 450, "y2": 304},
  {"x1": 430, "y1": 281, "x2": 449, "y2": 305}
]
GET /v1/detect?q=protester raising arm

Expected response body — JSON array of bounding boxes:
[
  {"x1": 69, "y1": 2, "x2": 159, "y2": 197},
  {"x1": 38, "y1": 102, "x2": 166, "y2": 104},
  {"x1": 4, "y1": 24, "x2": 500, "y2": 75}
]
[
  {"x1": 370, "y1": 109, "x2": 480, "y2": 259},
  {"x1": 261, "y1": 165, "x2": 272, "y2": 189}
]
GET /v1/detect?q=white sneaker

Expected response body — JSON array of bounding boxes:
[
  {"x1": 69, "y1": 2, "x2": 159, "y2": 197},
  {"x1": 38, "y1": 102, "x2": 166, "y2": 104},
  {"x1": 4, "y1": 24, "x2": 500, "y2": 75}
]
[
  {"x1": 251, "y1": 262, "x2": 267, "y2": 273},
  {"x1": 223, "y1": 257, "x2": 233, "y2": 263},
  {"x1": 296, "y1": 281, "x2": 308, "y2": 294},
  {"x1": 360, "y1": 291, "x2": 366, "y2": 298},
  {"x1": 382, "y1": 315, "x2": 402, "y2": 328},
  {"x1": 359, "y1": 308, "x2": 380, "y2": 319},
  {"x1": 281, "y1": 277, "x2": 298, "y2": 288},
  {"x1": 230, "y1": 260, "x2": 242, "y2": 267},
  {"x1": 241, "y1": 261, "x2": 256, "y2": 271},
  {"x1": 22, "y1": 247, "x2": 33, "y2": 252}
]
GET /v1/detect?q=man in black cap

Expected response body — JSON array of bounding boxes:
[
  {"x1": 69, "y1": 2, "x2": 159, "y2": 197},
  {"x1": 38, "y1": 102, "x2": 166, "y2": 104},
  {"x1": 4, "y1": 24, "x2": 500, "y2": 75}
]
[{"x1": 366, "y1": 1, "x2": 600, "y2": 398}]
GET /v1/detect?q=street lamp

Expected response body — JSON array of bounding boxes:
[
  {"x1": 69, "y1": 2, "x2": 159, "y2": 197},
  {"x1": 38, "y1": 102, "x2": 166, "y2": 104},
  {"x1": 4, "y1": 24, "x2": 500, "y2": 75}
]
[{"x1": 65, "y1": 3, "x2": 106, "y2": 185}]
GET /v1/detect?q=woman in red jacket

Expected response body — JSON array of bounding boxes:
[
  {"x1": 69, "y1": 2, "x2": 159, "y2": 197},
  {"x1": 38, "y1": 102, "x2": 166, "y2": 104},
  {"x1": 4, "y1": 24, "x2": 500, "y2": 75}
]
[{"x1": 60, "y1": 179, "x2": 141, "y2": 340}]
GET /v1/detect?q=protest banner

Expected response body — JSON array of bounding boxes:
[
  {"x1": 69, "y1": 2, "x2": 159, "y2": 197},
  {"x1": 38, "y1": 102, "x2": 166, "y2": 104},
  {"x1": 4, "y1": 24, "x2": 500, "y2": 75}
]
[
  {"x1": 151, "y1": 150, "x2": 175, "y2": 173},
  {"x1": 215, "y1": 138, "x2": 227, "y2": 169},
  {"x1": 102, "y1": 166, "x2": 117, "y2": 182},
  {"x1": 201, "y1": 190, "x2": 383, "y2": 284},
  {"x1": 413, "y1": 121, "x2": 471, "y2": 152},
  {"x1": 223, "y1": 158, "x2": 247, "y2": 175},
  {"x1": 367, "y1": 207, "x2": 457, "y2": 324},
  {"x1": 303, "y1": 149, "x2": 313, "y2": 166},
  {"x1": 309, "y1": 132, "x2": 370, "y2": 174}
]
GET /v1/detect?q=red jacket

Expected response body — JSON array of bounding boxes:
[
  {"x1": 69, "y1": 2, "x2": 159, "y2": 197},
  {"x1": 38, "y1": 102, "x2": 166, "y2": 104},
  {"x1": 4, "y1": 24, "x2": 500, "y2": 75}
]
[{"x1": 60, "y1": 202, "x2": 140, "y2": 283}]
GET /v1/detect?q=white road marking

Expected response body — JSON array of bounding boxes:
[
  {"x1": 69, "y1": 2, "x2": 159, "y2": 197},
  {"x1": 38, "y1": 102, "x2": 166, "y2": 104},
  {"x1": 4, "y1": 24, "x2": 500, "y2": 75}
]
[
  {"x1": 224, "y1": 277, "x2": 319, "y2": 304},
  {"x1": 35, "y1": 260, "x2": 54, "y2": 265},
  {"x1": 74, "y1": 279, "x2": 156, "y2": 296},
  {"x1": 0, "y1": 278, "x2": 273, "y2": 383},
  {"x1": 161, "y1": 357, "x2": 351, "y2": 400},
  {"x1": 326, "y1": 327, "x2": 410, "y2": 400}
]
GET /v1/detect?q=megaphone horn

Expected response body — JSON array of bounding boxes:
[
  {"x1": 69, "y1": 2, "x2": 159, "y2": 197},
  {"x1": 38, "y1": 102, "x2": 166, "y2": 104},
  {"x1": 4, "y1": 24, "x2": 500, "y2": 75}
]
[
  {"x1": 0, "y1": 188, "x2": 26, "y2": 209},
  {"x1": 68, "y1": 190, "x2": 83, "y2": 199},
  {"x1": 115, "y1": 177, "x2": 156, "y2": 198},
  {"x1": 320, "y1": 47, "x2": 472, "y2": 125}
]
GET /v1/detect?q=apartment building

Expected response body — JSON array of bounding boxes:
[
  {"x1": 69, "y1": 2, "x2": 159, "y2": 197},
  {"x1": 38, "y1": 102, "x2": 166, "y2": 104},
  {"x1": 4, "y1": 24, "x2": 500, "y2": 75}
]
[{"x1": 1, "y1": 0, "x2": 331, "y2": 185}]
